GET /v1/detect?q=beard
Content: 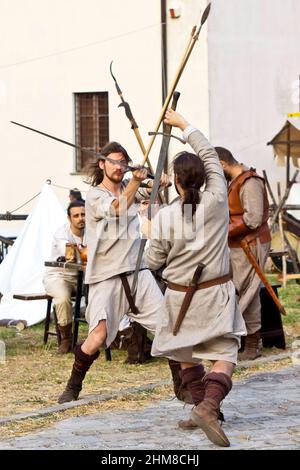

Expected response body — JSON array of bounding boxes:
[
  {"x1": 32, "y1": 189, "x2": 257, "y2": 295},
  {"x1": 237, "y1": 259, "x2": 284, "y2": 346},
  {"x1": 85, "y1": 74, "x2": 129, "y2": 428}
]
[{"x1": 104, "y1": 167, "x2": 124, "y2": 184}]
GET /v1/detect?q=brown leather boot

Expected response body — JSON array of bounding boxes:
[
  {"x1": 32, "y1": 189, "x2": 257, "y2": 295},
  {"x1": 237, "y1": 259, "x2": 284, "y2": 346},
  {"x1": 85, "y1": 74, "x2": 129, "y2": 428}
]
[
  {"x1": 178, "y1": 365, "x2": 205, "y2": 430},
  {"x1": 168, "y1": 360, "x2": 193, "y2": 405},
  {"x1": 124, "y1": 323, "x2": 149, "y2": 364},
  {"x1": 238, "y1": 331, "x2": 262, "y2": 361},
  {"x1": 58, "y1": 344, "x2": 100, "y2": 403},
  {"x1": 57, "y1": 323, "x2": 73, "y2": 354},
  {"x1": 178, "y1": 365, "x2": 225, "y2": 431},
  {"x1": 191, "y1": 372, "x2": 232, "y2": 447}
]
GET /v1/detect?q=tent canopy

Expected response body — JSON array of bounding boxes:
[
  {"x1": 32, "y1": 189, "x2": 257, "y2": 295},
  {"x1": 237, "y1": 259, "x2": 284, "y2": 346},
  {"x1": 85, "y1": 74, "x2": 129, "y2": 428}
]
[
  {"x1": 0, "y1": 184, "x2": 67, "y2": 326},
  {"x1": 268, "y1": 120, "x2": 300, "y2": 168}
]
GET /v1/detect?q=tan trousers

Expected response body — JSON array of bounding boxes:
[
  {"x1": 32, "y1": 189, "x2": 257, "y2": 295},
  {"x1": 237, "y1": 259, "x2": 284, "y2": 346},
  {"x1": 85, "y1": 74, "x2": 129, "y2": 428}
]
[
  {"x1": 230, "y1": 241, "x2": 270, "y2": 335},
  {"x1": 43, "y1": 274, "x2": 77, "y2": 326}
]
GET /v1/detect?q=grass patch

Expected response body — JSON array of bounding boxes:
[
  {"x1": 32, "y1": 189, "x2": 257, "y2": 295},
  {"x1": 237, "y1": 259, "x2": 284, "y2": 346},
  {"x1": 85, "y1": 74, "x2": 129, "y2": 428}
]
[
  {"x1": 0, "y1": 322, "x2": 170, "y2": 419},
  {"x1": 267, "y1": 274, "x2": 300, "y2": 339},
  {"x1": 0, "y1": 277, "x2": 299, "y2": 437}
]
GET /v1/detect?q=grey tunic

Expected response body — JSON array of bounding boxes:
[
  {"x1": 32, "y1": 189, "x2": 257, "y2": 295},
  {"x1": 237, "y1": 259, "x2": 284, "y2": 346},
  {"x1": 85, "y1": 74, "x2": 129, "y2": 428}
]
[{"x1": 145, "y1": 128, "x2": 246, "y2": 364}]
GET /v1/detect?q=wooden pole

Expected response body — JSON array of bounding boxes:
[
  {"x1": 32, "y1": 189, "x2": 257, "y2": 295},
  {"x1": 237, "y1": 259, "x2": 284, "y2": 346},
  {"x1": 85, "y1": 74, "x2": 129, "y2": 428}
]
[
  {"x1": 270, "y1": 170, "x2": 299, "y2": 230},
  {"x1": 279, "y1": 212, "x2": 287, "y2": 288},
  {"x1": 263, "y1": 170, "x2": 277, "y2": 205},
  {"x1": 141, "y1": 26, "x2": 197, "y2": 166},
  {"x1": 286, "y1": 122, "x2": 291, "y2": 188}
]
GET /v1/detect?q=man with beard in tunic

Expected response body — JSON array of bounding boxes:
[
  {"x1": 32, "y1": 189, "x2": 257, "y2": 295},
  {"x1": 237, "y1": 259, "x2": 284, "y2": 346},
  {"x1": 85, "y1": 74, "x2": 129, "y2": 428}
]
[
  {"x1": 142, "y1": 110, "x2": 246, "y2": 447},
  {"x1": 215, "y1": 147, "x2": 271, "y2": 360},
  {"x1": 57, "y1": 141, "x2": 169, "y2": 404}
]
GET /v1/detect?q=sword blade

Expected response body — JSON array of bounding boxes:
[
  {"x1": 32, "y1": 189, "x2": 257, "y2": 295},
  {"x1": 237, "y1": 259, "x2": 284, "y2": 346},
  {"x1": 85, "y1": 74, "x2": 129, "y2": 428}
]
[
  {"x1": 131, "y1": 91, "x2": 180, "y2": 295},
  {"x1": 10, "y1": 120, "x2": 106, "y2": 160},
  {"x1": 10, "y1": 120, "x2": 154, "y2": 178}
]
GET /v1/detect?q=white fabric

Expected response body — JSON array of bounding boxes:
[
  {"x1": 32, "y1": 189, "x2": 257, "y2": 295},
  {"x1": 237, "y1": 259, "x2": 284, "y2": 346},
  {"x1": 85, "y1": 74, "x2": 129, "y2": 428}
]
[
  {"x1": 0, "y1": 185, "x2": 67, "y2": 326},
  {"x1": 286, "y1": 183, "x2": 300, "y2": 220}
]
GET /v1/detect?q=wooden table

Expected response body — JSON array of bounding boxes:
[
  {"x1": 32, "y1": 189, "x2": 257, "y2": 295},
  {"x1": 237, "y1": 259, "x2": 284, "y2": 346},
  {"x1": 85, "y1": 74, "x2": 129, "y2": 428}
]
[
  {"x1": 44, "y1": 261, "x2": 85, "y2": 349},
  {"x1": 44, "y1": 261, "x2": 111, "y2": 360}
]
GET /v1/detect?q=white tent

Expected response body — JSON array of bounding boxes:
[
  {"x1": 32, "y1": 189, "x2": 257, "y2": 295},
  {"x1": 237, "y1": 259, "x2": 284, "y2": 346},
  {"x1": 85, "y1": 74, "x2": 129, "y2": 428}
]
[
  {"x1": 0, "y1": 184, "x2": 67, "y2": 326},
  {"x1": 287, "y1": 182, "x2": 300, "y2": 219}
]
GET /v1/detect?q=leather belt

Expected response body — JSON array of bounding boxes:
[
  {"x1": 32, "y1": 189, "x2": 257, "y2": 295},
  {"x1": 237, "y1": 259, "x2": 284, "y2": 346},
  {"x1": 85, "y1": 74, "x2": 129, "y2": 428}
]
[
  {"x1": 119, "y1": 268, "x2": 149, "y2": 315},
  {"x1": 167, "y1": 273, "x2": 232, "y2": 293}
]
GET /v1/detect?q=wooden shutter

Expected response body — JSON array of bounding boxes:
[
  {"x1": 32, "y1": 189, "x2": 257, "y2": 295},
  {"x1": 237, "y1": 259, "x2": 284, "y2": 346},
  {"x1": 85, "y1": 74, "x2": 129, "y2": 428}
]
[{"x1": 75, "y1": 92, "x2": 109, "y2": 172}]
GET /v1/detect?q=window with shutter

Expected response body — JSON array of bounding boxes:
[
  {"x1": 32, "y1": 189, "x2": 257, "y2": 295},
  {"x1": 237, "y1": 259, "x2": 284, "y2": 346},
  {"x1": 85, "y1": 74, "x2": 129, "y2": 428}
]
[{"x1": 75, "y1": 92, "x2": 109, "y2": 172}]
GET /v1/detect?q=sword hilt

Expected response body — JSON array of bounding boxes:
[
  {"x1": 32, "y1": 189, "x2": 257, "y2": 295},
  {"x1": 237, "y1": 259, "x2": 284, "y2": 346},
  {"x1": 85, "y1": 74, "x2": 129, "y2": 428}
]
[{"x1": 164, "y1": 91, "x2": 181, "y2": 135}]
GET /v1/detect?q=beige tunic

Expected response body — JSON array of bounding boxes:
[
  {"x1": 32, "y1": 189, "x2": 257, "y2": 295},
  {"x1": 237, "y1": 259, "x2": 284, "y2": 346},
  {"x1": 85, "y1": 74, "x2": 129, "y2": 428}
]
[
  {"x1": 230, "y1": 174, "x2": 271, "y2": 334},
  {"x1": 84, "y1": 179, "x2": 164, "y2": 346},
  {"x1": 145, "y1": 128, "x2": 246, "y2": 364},
  {"x1": 85, "y1": 180, "x2": 148, "y2": 284}
]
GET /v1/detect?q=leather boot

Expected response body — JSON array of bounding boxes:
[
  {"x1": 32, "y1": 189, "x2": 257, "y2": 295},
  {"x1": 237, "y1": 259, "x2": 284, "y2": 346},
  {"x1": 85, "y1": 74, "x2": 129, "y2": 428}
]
[
  {"x1": 238, "y1": 331, "x2": 261, "y2": 361},
  {"x1": 57, "y1": 323, "x2": 73, "y2": 354},
  {"x1": 178, "y1": 364, "x2": 205, "y2": 431},
  {"x1": 168, "y1": 360, "x2": 193, "y2": 405},
  {"x1": 124, "y1": 323, "x2": 148, "y2": 364},
  {"x1": 58, "y1": 344, "x2": 100, "y2": 403},
  {"x1": 191, "y1": 372, "x2": 232, "y2": 447},
  {"x1": 178, "y1": 366, "x2": 225, "y2": 431}
]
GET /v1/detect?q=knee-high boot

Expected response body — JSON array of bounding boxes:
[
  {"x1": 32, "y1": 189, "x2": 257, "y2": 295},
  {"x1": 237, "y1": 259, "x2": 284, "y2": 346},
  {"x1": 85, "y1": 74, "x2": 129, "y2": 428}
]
[
  {"x1": 191, "y1": 372, "x2": 232, "y2": 447},
  {"x1": 178, "y1": 366, "x2": 226, "y2": 431},
  {"x1": 58, "y1": 344, "x2": 100, "y2": 404},
  {"x1": 168, "y1": 360, "x2": 193, "y2": 404},
  {"x1": 178, "y1": 364, "x2": 206, "y2": 430}
]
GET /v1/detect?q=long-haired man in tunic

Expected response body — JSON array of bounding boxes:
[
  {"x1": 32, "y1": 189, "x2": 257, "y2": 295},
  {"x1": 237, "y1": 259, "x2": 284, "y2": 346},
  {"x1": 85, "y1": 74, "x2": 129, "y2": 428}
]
[
  {"x1": 215, "y1": 147, "x2": 271, "y2": 360},
  {"x1": 142, "y1": 110, "x2": 246, "y2": 447},
  {"x1": 58, "y1": 141, "x2": 169, "y2": 404}
]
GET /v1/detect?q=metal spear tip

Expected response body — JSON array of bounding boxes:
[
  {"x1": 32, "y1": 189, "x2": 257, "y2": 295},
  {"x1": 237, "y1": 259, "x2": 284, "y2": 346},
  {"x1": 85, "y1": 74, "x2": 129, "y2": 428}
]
[
  {"x1": 109, "y1": 60, "x2": 116, "y2": 81},
  {"x1": 201, "y1": 2, "x2": 211, "y2": 25}
]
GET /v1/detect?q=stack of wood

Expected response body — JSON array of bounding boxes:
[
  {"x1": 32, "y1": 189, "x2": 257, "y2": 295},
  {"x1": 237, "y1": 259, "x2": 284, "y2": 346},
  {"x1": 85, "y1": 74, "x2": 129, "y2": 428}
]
[{"x1": 263, "y1": 169, "x2": 300, "y2": 287}]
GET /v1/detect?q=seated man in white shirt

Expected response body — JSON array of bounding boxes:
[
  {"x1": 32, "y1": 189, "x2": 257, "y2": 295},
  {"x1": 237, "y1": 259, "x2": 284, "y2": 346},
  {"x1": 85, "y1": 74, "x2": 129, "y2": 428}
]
[{"x1": 43, "y1": 201, "x2": 86, "y2": 354}]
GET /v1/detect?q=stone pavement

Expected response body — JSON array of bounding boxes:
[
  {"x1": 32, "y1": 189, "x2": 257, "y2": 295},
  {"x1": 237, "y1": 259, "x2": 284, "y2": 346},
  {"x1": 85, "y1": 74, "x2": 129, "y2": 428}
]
[{"x1": 1, "y1": 365, "x2": 300, "y2": 450}]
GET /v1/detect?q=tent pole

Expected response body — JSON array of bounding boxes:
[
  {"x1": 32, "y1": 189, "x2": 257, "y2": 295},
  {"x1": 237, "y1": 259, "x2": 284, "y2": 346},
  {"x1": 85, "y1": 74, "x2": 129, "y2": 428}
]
[{"x1": 286, "y1": 122, "x2": 291, "y2": 188}]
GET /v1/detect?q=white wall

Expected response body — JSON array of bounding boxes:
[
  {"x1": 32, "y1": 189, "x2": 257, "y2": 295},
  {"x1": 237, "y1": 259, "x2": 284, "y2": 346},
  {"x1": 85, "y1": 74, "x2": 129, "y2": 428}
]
[
  {"x1": 0, "y1": 0, "x2": 161, "y2": 233},
  {"x1": 166, "y1": 0, "x2": 209, "y2": 200},
  {"x1": 208, "y1": 0, "x2": 300, "y2": 196},
  {"x1": 0, "y1": 0, "x2": 210, "y2": 234}
]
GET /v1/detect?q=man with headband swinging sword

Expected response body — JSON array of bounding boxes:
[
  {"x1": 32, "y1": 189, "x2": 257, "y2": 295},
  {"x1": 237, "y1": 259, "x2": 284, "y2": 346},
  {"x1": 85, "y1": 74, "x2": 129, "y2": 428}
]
[{"x1": 57, "y1": 141, "x2": 171, "y2": 404}]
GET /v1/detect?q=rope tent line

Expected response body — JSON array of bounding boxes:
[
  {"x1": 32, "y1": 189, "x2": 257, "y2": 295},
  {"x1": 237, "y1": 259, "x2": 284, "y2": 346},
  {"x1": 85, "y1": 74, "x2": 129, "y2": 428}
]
[
  {"x1": 49, "y1": 182, "x2": 87, "y2": 193},
  {"x1": 0, "y1": 22, "x2": 166, "y2": 70},
  {"x1": 5, "y1": 180, "x2": 87, "y2": 215},
  {"x1": 9, "y1": 191, "x2": 41, "y2": 214}
]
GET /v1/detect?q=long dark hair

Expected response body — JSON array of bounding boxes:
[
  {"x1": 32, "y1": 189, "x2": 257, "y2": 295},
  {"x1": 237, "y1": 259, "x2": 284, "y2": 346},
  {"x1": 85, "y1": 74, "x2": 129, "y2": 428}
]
[
  {"x1": 85, "y1": 141, "x2": 131, "y2": 187},
  {"x1": 173, "y1": 152, "x2": 205, "y2": 219}
]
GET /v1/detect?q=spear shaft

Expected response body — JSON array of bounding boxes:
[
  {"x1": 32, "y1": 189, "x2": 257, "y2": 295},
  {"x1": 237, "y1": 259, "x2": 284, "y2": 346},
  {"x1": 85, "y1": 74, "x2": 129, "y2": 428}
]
[{"x1": 141, "y1": 2, "x2": 211, "y2": 167}]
